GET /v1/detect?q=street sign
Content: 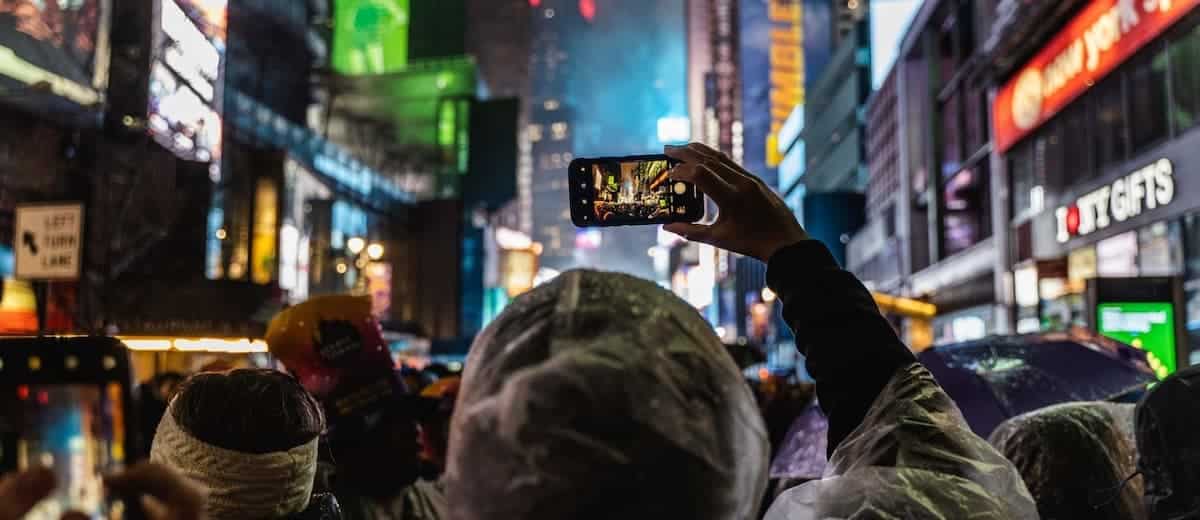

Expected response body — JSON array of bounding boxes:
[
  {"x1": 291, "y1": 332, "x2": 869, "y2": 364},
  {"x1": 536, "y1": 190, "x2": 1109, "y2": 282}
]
[{"x1": 14, "y1": 203, "x2": 84, "y2": 281}]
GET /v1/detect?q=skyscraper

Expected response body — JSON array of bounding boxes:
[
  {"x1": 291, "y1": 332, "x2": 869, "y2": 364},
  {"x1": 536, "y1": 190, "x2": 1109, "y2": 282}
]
[
  {"x1": 526, "y1": 0, "x2": 687, "y2": 279},
  {"x1": 527, "y1": 0, "x2": 577, "y2": 271}
]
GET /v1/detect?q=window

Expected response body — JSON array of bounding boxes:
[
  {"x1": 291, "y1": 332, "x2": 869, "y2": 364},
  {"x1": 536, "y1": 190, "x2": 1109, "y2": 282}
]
[
  {"x1": 1009, "y1": 142, "x2": 1036, "y2": 218},
  {"x1": 943, "y1": 163, "x2": 991, "y2": 256},
  {"x1": 551, "y1": 122, "x2": 568, "y2": 141},
  {"x1": 1033, "y1": 121, "x2": 1062, "y2": 193},
  {"x1": 1127, "y1": 44, "x2": 1170, "y2": 153},
  {"x1": 1138, "y1": 220, "x2": 1183, "y2": 276},
  {"x1": 939, "y1": 27, "x2": 958, "y2": 83},
  {"x1": 1170, "y1": 22, "x2": 1200, "y2": 133},
  {"x1": 963, "y1": 85, "x2": 987, "y2": 156},
  {"x1": 940, "y1": 92, "x2": 962, "y2": 179},
  {"x1": 1058, "y1": 103, "x2": 1093, "y2": 184},
  {"x1": 1091, "y1": 76, "x2": 1128, "y2": 173}
]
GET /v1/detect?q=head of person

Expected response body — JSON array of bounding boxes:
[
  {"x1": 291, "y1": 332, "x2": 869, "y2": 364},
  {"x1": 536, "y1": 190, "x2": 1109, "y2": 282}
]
[
  {"x1": 1137, "y1": 365, "x2": 1200, "y2": 519},
  {"x1": 989, "y1": 402, "x2": 1143, "y2": 520},
  {"x1": 267, "y1": 295, "x2": 421, "y2": 499},
  {"x1": 150, "y1": 369, "x2": 326, "y2": 519},
  {"x1": 445, "y1": 270, "x2": 769, "y2": 520},
  {"x1": 154, "y1": 371, "x2": 186, "y2": 401}
]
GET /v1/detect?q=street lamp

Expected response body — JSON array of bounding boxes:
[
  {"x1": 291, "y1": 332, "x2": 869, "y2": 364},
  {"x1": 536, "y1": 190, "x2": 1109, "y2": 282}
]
[
  {"x1": 366, "y1": 243, "x2": 385, "y2": 260},
  {"x1": 347, "y1": 236, "x2": 366, "y2": 255}
]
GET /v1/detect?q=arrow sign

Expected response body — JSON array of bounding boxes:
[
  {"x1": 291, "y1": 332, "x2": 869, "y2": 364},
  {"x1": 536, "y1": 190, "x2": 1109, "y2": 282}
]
[
  {"x1": 14, "y1": 203, "x2": 83, "y2": 281},
  {"x1": 22, "y1": 231, "x2": 38, "y2": 256}
]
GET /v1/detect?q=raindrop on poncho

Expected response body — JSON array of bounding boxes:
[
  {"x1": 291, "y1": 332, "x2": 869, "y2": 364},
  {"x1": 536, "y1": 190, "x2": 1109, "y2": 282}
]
[
  {"x1": 765, "y1": 363, "x2": 1038, "y2": 519},
  {"x1": 990, "y1": 402, "x2": 1143, "y2": 520},
  {"x1": 445, "y1": 270, "x2": 769, "y2": 520}
]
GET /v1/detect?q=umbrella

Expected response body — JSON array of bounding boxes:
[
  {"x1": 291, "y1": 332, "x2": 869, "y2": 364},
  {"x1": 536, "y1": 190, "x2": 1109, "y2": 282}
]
[
  {"x1": 768, "y1": 401, "x2": 828, "y2": 481},
  {"x1": 917, "y1": 330, "x2": 1157, "y2": 438},
  {"x1": 766, "y1": 330, "x2": 1156, "y2": 478}
]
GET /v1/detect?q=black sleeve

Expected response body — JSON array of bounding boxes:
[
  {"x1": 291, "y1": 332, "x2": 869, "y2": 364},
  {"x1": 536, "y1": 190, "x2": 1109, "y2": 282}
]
[{"x1": 765, "y1": 240, "x2": 917, "y2": 455}]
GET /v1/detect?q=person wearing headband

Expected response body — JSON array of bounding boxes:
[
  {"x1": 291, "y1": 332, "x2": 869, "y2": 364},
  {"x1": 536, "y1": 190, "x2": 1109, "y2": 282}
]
[{"x1": 149, "y1": 368, "x2": 340, "y2": 520}]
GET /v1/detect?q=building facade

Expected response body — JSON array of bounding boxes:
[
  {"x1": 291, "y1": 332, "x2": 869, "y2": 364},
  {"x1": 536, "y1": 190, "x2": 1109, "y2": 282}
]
[{"x1": 989, "y1": 0, "x2": 1200, "y2": 365}]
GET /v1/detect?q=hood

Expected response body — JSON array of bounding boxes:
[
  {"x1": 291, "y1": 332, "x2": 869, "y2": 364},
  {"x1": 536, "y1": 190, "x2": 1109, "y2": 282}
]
[
  {"x1": 990, "y1": 402, "x2": 1143, "y2": 520},
  {"x1": 444, "y1": 270, "x2": 769, "y2": 520}
]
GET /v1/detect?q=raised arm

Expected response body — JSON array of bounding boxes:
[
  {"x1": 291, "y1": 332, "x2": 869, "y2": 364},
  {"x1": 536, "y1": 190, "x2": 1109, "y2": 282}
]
[{"x1": 664, "y1": 143, "x2": 915, "y2": 452}]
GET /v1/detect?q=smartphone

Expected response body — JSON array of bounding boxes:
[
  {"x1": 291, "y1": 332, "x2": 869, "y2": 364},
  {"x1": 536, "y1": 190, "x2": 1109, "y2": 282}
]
[
  {"x1": 569, "y1": 154, "x2": 705, "y2": 227},
  {"x1": 0, "y1": 337, "x2": 139, "y2": 519}
]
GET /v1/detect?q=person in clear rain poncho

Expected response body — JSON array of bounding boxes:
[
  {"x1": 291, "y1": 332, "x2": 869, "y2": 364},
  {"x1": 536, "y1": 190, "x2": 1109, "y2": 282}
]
[
  {"x1": 664, "y1": 143, "x2": 1036, "y2": 519},
  {"x1": 444, "y1": 267, "x2": 771, "y2": 520},
  {"x1": 990, "y1": 402, "x2": 1143, "y2": 520}
]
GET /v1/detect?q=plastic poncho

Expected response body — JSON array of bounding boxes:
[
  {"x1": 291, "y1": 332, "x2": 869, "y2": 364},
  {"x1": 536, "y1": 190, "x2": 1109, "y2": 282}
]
[
  {"x1": 444, "y1": 270, "x2": 769, "y2": 520},
  {"x1": 765, "y1": 363, "x2": 1038, "y2": 520},
  {"x1": 990, "y1": 402, "x2": 1143, "y2": 520},
  {"x1": 1137, "y1": 365, "x2": 1200, "y2": 519}
]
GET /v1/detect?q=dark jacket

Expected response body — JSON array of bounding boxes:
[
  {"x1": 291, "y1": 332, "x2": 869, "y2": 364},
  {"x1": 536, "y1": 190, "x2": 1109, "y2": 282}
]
[{"x1": 766, "y1": 240, "x2": 916, "y2": 454}]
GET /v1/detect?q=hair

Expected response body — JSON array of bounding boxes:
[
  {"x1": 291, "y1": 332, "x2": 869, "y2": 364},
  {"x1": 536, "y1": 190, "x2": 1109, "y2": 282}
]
[{"x1": 170, "y1": 368, "x2": 325, "y2": 454}]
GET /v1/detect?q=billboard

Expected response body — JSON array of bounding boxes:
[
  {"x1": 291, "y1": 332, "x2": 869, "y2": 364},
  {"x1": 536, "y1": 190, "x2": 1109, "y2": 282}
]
[
  {"x1": 993, "y1": 0, "x2": 1200, "y2": 153},
  {"x1": 0, "y1": 0, "x2": 103, "y2": 107},
  {"x1": 1099, "y1": 301, "x2": 1176, "y2": 378},
  {"x1": 148, "y1": 0, "x2": 226, "y2": 162},
  {"x1": 331, "y1": 0, "x2": 409, "y2": 75}
]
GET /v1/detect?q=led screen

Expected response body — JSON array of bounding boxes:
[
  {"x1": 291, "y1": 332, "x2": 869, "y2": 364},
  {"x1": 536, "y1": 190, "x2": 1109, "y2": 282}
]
[
  {"x1": 331, "y1": 0, "x2": 409, "y2": 75},
  {"x1": 1098, "y1": 301, "x2": 1177, "y2": 379},
  {"x1": 0, "y1": 0, "x2": 102, "y2": 106},
  {"x1": 148, "y1": 0, "x2": 225, "y2": 162}
]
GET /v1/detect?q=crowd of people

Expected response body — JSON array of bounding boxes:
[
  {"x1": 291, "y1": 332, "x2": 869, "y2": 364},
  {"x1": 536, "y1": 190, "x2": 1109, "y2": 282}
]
[{"x1": 3, "y1": 142, "x2": 1199, "y2": 519}]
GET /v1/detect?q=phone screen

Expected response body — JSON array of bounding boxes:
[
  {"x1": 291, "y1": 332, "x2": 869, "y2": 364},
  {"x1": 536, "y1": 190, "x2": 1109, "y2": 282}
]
[
  {"x1": 0, "y1": 383, "x2": 127, "y2": 519},
  {"x1": 571, "y1": 156, "x2": 703, "y2": 226}
]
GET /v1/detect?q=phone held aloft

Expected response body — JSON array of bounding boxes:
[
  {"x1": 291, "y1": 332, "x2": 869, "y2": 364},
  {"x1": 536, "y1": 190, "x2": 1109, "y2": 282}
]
[
  {"x1": 0, "y1": 336, "x2": 142, "y2": 519},
  {"x1": 569, "y1": 155, "x2": 705, "y2": 227}
]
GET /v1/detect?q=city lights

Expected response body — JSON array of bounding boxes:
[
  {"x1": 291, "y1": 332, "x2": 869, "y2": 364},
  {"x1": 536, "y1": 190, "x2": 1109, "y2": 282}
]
[
  {"x1": 367, "y1": 243, "x2": 385, "y2": 260},
  {"x1": 347, "y1": 236, "x2": 366, "y2": 255},
  {"x1": 657, "y1": 116, "x2": 691, "y2": 144}
]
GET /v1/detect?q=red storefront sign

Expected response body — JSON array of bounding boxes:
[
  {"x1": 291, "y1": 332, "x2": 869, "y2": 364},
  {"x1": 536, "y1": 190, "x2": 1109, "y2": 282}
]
[{"x1": 993, "y1": 0, "x2": 1200, "y2": 153}]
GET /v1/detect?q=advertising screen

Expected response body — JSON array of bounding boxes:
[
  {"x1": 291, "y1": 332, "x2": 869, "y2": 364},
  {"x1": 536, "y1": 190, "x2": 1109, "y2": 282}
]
[
  {"x1": 0, "y1": 0, "x2": 103, "y2": 107},
  {"x1": 331, "y1": 0, "x2": 409, "y2": 75},
  {"x1": 148, "y1": 0, "x2": 226, "y2": 162},
  {"x1": 1099, "y1": 301, "x2": 1177, "y2": 379}
]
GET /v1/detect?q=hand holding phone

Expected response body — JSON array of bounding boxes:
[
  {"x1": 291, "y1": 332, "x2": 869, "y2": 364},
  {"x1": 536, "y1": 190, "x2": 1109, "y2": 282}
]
[
  {"x1": 0, "y1": 337, "x2": 140, "y2": 519},
  {"x1": 0, "y1": 463, "x2": 202, "y2": 520},
  {"x1": 661, "y1": 143, "x2": 809, "y2": 261},
  {"x1": 569, "y1": 154, "x2": 705, "y2": 227}
]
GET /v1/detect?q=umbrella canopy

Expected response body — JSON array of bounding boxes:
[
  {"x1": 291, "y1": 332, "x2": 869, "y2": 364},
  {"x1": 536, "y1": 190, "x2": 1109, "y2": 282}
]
[
  {"x1": 768, "y1": 402, "x2": 828, "y2": 481},
  {"x1": 767, "y1": 331, "x2": 1157, "y2": 479},
  {"x1": 918, "y1": 330, "x2": 1157, "y2": 438}
]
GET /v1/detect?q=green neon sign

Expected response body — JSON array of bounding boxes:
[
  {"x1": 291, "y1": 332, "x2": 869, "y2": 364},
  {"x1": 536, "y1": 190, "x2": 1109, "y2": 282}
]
[
  {"x1": 1098, "y1": 302, "x2": 1177, "y2": 379},
  {"x1": 332, "y1": 0, "x2": 410, "y2": 75}
]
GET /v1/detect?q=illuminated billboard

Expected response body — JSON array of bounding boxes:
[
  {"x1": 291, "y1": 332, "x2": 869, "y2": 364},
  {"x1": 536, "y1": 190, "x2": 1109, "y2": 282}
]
[
  {"x1": 332, "y1": 0, "x2": 409, "y2": 75},
  {"x1": 148, "y1": 0, "x2": 226, "y2": 162},
  {"x1": 1099, "y1": 302, "x2": 1177, "y2": 379},
  {"x1": 0, "y1": 0, "x2": 103, "y2": 107}
]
